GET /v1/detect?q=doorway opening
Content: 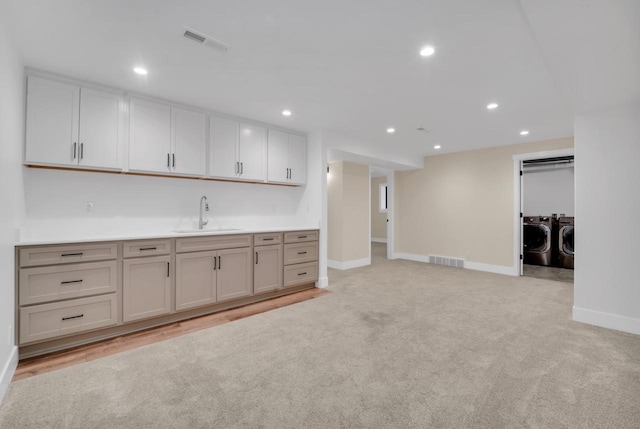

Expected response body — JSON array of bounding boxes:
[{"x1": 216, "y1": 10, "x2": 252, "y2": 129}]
[
  {"x1": 513, "y1": 149, "x2": 575, "y2": 283},
  {"x1": 370, "y1": 167, "x2": 394, "y2": 264}
]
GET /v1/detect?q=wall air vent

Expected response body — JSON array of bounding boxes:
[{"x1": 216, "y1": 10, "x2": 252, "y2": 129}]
[
  {"x1": 428, "y1": 255, "x2": 465, "y2": 268},
  {"x1": 182, "y1": 27, "x2": 230, "y2": 52}
]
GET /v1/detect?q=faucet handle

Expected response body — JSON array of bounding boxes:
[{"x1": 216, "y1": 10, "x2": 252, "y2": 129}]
[{"x1": 205, "y1": 203, "x2": 209, "y2": 211}]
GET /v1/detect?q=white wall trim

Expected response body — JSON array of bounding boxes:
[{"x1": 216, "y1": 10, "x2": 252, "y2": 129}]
[
  {"x1": 327, "y1": 257, "x2": 371, "y2": 270},
  {"x1": 0, "y1": 346, "x2": 18, "y2": 405},
  {"x1": 393, "y1": 253, "x2": 516, "y2": 276},
  {"x1": 573, "y1": 306, "x2": 640, "y2": 336},
  {"x1": 371, "y1": 237, "x2": 387, "y2": 244},
  {"x1": 316, "y1": 276, "x2": 329, "y2": 288},
  {"x1": 393, "y1": 252, "x2": 429, "y2": 263},
  {"x1": 464, "y1": 261, "x2": 518, "y2": 276},
  {"x1": 512, "y1": 148, "x2": 575, "y2": 276}
]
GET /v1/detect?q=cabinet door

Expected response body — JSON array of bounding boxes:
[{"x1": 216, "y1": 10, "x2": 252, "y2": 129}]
[
  {"x1": 267, "y1": 129, "x2": 289, "y2": 183},
  {"x1": 238, "y1": 123, "x2": 266, "y2": 181},
  {"x1": 209, "y1": 116, "x2": 239, "y2": 179},
  {"x1": 123, "y1": 255, "x2": 171, "y2": 322},
  {"x1": 78, "y1": 88, "x2": 122, "y2": 170},
  {"x1": 175, "y1": 251, "x2": 217, "y2": 311},
  {"x1": 25, "y1": 76, "x2": 80, "y2": 166},
  {"x1": 254, "y1": 245, "x2": 283, "y2": 294},
  {"x1": 129, "y1": 98, "x2": 171, "y2": 173},
  {"x1": 288, "y1": 134, "x2": 307, "y2": 185},
  {"x1": 217, "y1": 247, "x2": 253, "y2": 302},
  {"x1": 171, "y1": 108, "x2": 206, "y2": 176}
]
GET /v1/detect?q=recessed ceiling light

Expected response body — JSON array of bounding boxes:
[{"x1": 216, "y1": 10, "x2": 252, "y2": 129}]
[
  {"x1": 133, "y1": 67, "x2": 148, "y2": 75},
  {"x1": 520, "y1": 130, "x2": 529, "y2": 136},
  {"x1": 487, "y1": 103, "x2": 498, "y2": 110},
  {"x1": 419, "y1": 46, "x2": 435, "y2": 57},
  {"x1": 386, "y1": 128, "x2": 396, "y2": 134},
  {"x1": 282, "y1": 110, "x2": 292, "y2": 117},
  {"x1": 434, "y1": 145, "x2": 441, "y2": 150}
]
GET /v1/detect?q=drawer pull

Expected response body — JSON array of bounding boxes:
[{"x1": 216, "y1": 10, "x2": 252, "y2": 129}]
[
  {"x1": 62, "y1": 314, "x2": 84, "y2": 321},
  {"x1": 263, "y1": 238, "x2": 274, "y2": 241},
  {"x1": 61, "y1": 252, "x2": 83, "y2": 257},
  {"x1": 298, "y1": 235, "x2": 307, "y2": 239},
  {"x1": 297, "y1": 251, "x2": 307, "y2": 255},
  {"x1": 60, "y1": 279, "x2": 83, "y2": 285},
  {"x1": 297, "y1": 272, "x2": 307, "y2": 276},
  {"x1": 139, "y1": 247, "x2": 157, "y2": 251}
]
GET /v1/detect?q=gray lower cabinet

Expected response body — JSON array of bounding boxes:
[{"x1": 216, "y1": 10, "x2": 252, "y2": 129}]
[
  {"x1": 122, "y1": 255, "x2": 172, "y2": 322},
  {"x1": 176, "y1": 247, "x2": 252, "y2": 311},
  {"x1": 254, "y1": 244, "x2": 283, "y2": 294}
]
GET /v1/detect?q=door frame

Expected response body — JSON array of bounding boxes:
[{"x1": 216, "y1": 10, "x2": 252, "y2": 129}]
[
  {"x1": 368, "y1": 167, "x2": 395, "y2": 260},
  {"x1": 512, "y1": 148, "x2": 574, "y2": 275}
]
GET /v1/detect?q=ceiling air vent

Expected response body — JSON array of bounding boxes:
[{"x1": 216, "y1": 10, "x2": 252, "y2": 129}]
[
  {"x1": 182, "y1": 27, "x2": 230, "y2": 52},
  {"x1": 184, "y1": 30, "x2": 207, "y2": 44}
]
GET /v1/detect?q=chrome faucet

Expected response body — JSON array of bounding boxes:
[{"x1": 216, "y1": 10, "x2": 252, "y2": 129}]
[{"x1": 199, "y1": 196, "x2": 209, "y2": 229}]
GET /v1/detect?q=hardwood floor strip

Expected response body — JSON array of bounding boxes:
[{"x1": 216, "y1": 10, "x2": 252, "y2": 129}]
[{"x1": 13, "y1": 288, "x2": 328, "y2": 381}]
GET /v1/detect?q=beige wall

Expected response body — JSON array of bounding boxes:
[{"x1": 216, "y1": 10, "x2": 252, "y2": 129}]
[
  {"x1": 327, "y1": 161, "x2": 370, "y2": 263},
  {"x1": 371, "y1": 176, "x2": 387, "y2": 240},
  {"x1": 395, "y1": 137, "x2": 574, "y2": 268}
]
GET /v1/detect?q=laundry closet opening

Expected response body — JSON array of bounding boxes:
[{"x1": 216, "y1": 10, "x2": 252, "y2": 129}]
[{"x1": 520, "y1": 155, "x2": 575, "y2": 283}]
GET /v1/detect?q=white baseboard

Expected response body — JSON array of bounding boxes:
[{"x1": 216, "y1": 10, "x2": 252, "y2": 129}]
[
  {"x1": 0, "y1": 346, "x2": 18, "y2": 405},
  {"x1": 327, "y1": 257, "x2": 371, "y2": 270},
  {"x1": 573, "y1": 306, "x2": 640, "y2": 336},
  {"x1": 371, "y1": 237, "x2": 387, "y2": 244},
  {"x1": 464, "y1": 261, "x2": 518, "y2": 276},
  {"x1": 393, "y1": 252, "x2": 516, "y2": 276},
  {"x1": 393, "y1": 252, "x2": 429, "y2": 263},
  {"x1": 316, "y1": 276, "x2": 329, "y2": 288}
]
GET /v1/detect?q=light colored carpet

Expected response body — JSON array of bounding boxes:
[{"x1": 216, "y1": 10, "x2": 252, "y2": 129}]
[{"x1": 2, "y1": 250, "x2": 640, "y2": 428}]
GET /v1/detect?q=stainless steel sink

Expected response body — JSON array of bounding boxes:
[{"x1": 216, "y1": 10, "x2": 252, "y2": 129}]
[{"x1": 174, "y1": 228, "x2": 241, "y2": 234}]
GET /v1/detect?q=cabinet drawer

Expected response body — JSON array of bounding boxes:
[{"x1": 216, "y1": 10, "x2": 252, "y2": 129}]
[
  {"x1": 123, "y1": 239, "x2": 171, "y2": 258},
  {"x1": 284, "y1": 230, "x2": 318, "y2": 244},
  {"x1": 284, "y1": 262, "x2": 318, "y2": 288},
  {"x1": 20, "y1": 294, "x2": 117, "y2": 344},
  {"x1": 254, "y1": 232, "x2": 282, "y2": 246},
  {"x1": 176, "y1": 234, "x2": 252, "y2": 253},
  {"x1": 19, "y1": 243, "x2": 118, "y2": 267},
  {"x1": 19, "y1": 261, "x2": 117, "y2": 306},
  {"x1": 284, "y1": 242, "x2": 318, "y2": 265}
]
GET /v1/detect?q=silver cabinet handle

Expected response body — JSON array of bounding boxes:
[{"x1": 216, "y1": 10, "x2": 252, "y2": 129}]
[
  {"x1": 255, "y1": 251, "x2": 258, "y2": 264},
  {"x1": 73, "y1": 142, "x2": 77, "y2": 159},
  {"x1": 61, "y1": 252, "x2": 83, "y2": 257},
  {"x1": 297, "y1": 272, "x2": 307, "y2": 276},
  {"x1": 297, "y1": 251, "x2": 307, "y2": 255},
  {"x1": 213, "y1": 256, "x2": 217, "y2": 271},
  {"x1": 167, "y1": 153, "x2": 170, "y2": 168},
  {"x1": 263, "y1": 238, "x2": 274, "y2": 241},
  {"x1": 172, "y1": 153, "x2": 175, "y2": 168},
  {"x1": 240, "y1": 162, "x2": 243, "y2": 175},
  {"x1": 60, "y1": 279, "x2": 83, "y2": 284},
  {"x1": 218, "y1": 256, "x2": 221, "y2": 269},
  {"x1": 80, "y1": 143, "x2": 84, "y2": 160},
  {"x1": 235, "y1": 161, "x2": 239, "y2": 174},
  {"x1": 139, "y1": 247, "x2": 157, "y2": 251},
  {"x1": 166, "y1": 262, "x2": 170, "y2": 277}
]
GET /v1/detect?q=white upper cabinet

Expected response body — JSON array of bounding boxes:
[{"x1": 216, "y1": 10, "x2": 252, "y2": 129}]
[
  {"x1": 78, "y1": 88, "x2": 122, "y2": 169},
  {"x1": 209, "y1": 116, "x2": 239, "y2": 179},
  {"x1": 209, "y1": 116, "x2": 267, "y2": 182},
  {"x1": 130, "y1": 99, "x2": 205, "y2": 176},
  {"x1": 129, "y1": 98, "x2": 171, "y2": 174},
  {"x1": 171, "y1": 107, "x2": 206, "y2": 176},
  {"x1": 238, "y1": 123, "x2": 267, "y2": 181},
  {"x1": 25, "y1": 76, "x2": 122, "y2": 170},
  {"x1": 267, "y1": 130, "x2": 307, "y2": 185}
]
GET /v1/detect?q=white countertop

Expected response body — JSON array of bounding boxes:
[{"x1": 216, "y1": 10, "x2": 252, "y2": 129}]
[{"x1": 15, "y1": 218, "x2": 319, "y2": 246}]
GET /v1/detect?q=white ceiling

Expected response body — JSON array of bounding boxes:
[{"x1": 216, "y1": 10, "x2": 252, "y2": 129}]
[{"x1": 2, "y1": 0, "x2": 638, "y2": 169}]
